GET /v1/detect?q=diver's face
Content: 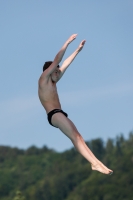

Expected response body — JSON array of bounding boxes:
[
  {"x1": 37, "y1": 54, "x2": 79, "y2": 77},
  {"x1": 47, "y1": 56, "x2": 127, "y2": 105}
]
[{"x1": 51, "y1": 68, "x2": 60, "y2": 82}]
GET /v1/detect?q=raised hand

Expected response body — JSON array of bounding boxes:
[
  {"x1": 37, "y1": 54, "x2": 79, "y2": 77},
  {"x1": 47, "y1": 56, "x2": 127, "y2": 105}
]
[
  {"x1": 67, "y1": 34, "x2": 77, "y2": 44},
  {"x1": 78, "y1": 40, "x2": 86, "y2": 52}
]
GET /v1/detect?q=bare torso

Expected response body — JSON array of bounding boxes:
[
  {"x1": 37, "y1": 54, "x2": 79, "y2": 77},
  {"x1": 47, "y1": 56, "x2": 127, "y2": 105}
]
[{"x1": 38, "y1": 75, "x2": 61, "y2": 113}]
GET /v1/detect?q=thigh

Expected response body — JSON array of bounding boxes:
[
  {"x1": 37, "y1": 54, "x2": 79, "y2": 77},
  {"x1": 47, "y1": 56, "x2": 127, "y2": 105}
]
[{"x1": 52, "y1": 112, "x2": 79, "y2": 140}]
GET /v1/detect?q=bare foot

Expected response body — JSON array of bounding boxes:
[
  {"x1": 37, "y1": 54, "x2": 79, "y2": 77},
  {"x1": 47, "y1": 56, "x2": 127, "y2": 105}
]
[{"x1": 91, "y1": 161, "x2": 113, "y2": 175}]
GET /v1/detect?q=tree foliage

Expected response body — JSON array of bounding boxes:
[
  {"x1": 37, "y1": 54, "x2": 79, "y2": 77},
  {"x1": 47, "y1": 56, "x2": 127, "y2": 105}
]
[
  {"x1": 0, "y1": 131, "x2": 133, "y2": 200},
  {"x1": 13, "y1": 191, "x2": 25, "y2": 200}
]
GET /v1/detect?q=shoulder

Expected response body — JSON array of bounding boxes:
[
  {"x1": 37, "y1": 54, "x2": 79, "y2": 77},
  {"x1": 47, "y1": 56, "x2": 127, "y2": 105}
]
[{"x1": 38, "y1": 72, "x2": 51, "y2": 86}]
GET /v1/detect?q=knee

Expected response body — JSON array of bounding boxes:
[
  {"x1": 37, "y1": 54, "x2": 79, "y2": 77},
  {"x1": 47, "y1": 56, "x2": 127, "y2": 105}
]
[{"x1": 70, "y1": 131, "x2": 82, "y2": 143}]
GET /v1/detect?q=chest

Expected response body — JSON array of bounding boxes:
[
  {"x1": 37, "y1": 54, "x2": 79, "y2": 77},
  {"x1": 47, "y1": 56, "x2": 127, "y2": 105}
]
[{"x1": 39, "y1": 78, "x2": 57, "y2": 93}]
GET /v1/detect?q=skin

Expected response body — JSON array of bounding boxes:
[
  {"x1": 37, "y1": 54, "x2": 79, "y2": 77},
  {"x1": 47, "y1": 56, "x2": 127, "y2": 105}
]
[{"x1": 38, "y1": 34, "x2": 113, "y2": 175}]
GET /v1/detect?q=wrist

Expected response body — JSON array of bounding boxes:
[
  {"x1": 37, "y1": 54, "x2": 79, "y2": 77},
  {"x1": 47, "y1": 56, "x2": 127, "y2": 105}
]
[
  {"x1": 65, "y1": 40, "x2": 70, "y2": 46},
  {"x1": 76, "y1": 47, "x2": 80, "y2": 53}
]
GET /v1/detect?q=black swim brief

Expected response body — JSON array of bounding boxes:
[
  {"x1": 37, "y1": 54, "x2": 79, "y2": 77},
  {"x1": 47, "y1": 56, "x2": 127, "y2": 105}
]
[{"x1": 47, "y1": 109, "x2": 68, "y2": 128}]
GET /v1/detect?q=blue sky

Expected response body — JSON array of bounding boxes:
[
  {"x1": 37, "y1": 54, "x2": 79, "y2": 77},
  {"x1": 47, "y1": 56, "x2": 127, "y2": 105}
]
[{"x1": 0, "y1": 1, "x2": 133, "y2": 152}]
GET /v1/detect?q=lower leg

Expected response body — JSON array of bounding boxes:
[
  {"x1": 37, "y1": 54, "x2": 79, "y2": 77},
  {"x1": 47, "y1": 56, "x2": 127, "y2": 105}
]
[
  {"x1": 52, "y1": 114, "x2": 113, "y2": 175},
  {"x1": 71, "y1": 133, "x2": 113, "y2": 175},
  {"x1": 71, "y1": 133, "x2": 98, "y2": 164}
]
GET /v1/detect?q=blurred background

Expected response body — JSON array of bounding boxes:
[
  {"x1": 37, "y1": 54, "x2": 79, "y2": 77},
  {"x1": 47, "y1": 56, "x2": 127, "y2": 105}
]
[{"x1": 0, "y1": 0, "x2": 133, "y2": 152}]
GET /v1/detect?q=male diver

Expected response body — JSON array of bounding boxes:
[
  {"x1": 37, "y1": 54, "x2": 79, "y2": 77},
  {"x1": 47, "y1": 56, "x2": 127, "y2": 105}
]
[{"x1": 38, "y1": 34, "x2": 113, "y2": 175}]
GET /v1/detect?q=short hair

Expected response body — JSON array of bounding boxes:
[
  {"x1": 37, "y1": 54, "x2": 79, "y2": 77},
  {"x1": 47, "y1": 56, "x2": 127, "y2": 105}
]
[{"x1": 43, "y1": 61, "x2": 59, "y2": 72}]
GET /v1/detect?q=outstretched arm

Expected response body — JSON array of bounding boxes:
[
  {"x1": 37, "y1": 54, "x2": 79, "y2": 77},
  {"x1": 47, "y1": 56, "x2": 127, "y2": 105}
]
[
  {"x1": 43, "y1": 34, "x2": 78, "y2": 77},
  {"x1": 59, "y1": 40, "x2": 86, "y2": 79}
]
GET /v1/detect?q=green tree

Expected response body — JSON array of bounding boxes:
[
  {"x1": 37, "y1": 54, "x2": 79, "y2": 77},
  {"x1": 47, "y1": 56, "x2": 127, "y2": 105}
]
[
  {"x1": 13, "y1": 191, "x2": 25, "y2": 200},
  {"x1": 89, "y1": 138, "x2": 105, "y2": 159},
  {"x1": 106, "y1": 138, "x2": 114, "y2": 153}
]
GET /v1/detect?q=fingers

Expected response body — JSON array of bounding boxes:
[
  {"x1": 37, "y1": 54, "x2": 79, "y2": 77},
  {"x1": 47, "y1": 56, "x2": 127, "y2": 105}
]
[
  {"x1": 68, "y1": 35, "x2": 86, "y2": 47},
  {"x1": 81, "y1": 40, "x2": 86, "y2": 45},
  {"x1": 70, "y1": 34, "x2": 78, "y2": 41},
  {"x1": 72, "y1": 34, "x2": 78, "y2": 38},
  {"x1": 70, "y1": 34, "x2": 86, "y2": 42},
  {"x1": 77, "y1": 40, "x2": 86, "y2": 52},
  {"x1": 79, "y1": 40, "x2": 86, "y2": 48}
]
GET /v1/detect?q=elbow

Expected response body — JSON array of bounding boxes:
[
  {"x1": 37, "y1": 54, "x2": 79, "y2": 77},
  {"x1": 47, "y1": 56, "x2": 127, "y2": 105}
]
[{"x1": 54, "y1": 55, "x2": 61, "y2": 64}]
